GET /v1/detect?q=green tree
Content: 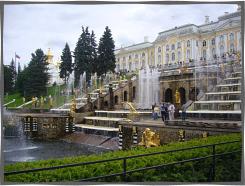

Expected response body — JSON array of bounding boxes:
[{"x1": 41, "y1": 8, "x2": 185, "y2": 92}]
[
  {"x1": 24, "y1": 49, "x2": 49, "y2": 98},
  {"x1": 17, "y1": 62, "x2": 21, "y2": 74},
  {"x1": 90, "y1": 30, "x2": 97, "y2": 74},
  {"x1": 74, "y1": 26, "x2": 94, "y2": 87},
  {"x1": 4, "y1": 65, "x2": 15, "y2": 94},
  {"x1": 97, "y1": 26, "x2": 116, "y2": 77},
  {"x1": 15, "y1": 67, "x2": 28, "y2": 96},
  {"x1": 10, "y1": 58, "x2": 17, "y2": 85},
  {"x1": 59, "y1": 43, "x2": 73, "y2": 84}
]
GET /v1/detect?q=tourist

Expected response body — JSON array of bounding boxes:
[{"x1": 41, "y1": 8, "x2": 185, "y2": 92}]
[
  {"x1": 151, "y1": 103, "x2": 156, "y2": 119},
  {"x1": 164, "y1": 103, "x2": 169, "y2": 120},
  {"x1": 160, "y1": 103, "x2": 166, "y2": 122},
  {"x1": 181, "y1": 103, "x2": 187, "y2": 121},
  {"x1": 168, "y1": 103, "x2": 175, "y2": 120},
  {"x1": 153, "y1": 105, "x2": 159, "y2": 120}
]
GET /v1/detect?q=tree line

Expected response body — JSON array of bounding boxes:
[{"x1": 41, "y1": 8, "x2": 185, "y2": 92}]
[
  {"x1": 4, "y1": 26, "x2": 116, "y2": 99},
  {"x1": 60, "y1": 26, "x2": 116, "y2": 87}
]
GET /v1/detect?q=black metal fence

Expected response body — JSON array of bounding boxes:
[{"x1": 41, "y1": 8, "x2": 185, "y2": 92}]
[{"x1": 5, "y1": 140, "x2": 241, "y2": 182}]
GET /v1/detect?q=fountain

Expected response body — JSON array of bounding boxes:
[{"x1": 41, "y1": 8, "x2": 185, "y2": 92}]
[{"x1": 137, "y1": 65, "x2": 161, "y2": 109}]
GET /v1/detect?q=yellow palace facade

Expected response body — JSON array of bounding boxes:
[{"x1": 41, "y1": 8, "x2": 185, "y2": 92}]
[{"x1": 115, "y1": 7, "x2": 241, "y2": 72}]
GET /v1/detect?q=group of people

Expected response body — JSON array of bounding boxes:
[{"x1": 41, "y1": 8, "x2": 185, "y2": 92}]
[{"x1": 151, "y1": 102, "x2": 176, "y2": 121}]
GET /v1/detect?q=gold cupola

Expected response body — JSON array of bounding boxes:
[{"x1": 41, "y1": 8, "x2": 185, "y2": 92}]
[{"x1": 46, "y1": 48, "x2": 54, "y2": 64}]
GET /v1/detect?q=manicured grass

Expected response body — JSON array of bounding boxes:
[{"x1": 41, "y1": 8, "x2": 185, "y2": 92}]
[
  {"x1": 4, "y1": 133, "x2": 242, "y2": 182},
  {"x1": 4, "y1": 84, "x2": 73, "y2": 109},
  {"x1": 4, "y1": 92, "x2": 23, "y2": 108}
]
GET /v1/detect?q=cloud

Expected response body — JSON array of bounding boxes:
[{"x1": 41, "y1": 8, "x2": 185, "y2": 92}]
[
  {"x1": 3, "y1": 3, "x2": 238, "y2": 67},
  {"x1": 46, "y1": 40, "x2": 66, "y2": 49}
]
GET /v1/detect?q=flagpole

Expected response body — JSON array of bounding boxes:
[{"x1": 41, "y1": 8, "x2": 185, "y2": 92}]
[{"x1": 14, "y1": 52, "x2": 17, "y2": 81}]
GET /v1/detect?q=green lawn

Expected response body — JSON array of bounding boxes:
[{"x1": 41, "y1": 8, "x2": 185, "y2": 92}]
[{"x1": 4, "y1": 84, "x2": 73, "y2": 109}]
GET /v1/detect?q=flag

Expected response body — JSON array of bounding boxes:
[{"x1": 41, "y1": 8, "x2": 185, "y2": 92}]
[{"x1": 15, "y1": 54, "x2": 20, "y2": 59}]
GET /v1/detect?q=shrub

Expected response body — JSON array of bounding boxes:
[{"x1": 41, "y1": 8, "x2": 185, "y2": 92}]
[{"x1": 4, "y1": 133, "x2": 241, "y2": 182}]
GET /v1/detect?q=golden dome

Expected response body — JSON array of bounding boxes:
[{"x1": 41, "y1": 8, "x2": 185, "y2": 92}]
[{"x1": 46, "y1": 48, "x2": 53, "y2": 63}]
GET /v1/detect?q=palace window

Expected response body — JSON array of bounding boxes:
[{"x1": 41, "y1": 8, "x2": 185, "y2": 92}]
[
  {"x1": 158, "y1": 47, "x2": 161, "y2": 53},
  {"x1": 129, "y1": 55, "x2": 131, "y2": 60},
  {"x1": 142, "y1": 52, "x2": 145, "y2": 57},
  {"x1": 177, "y1": 42, "x2": 181, "y2": 48},
  {"x1": 171, "y1": 44, "x2": 175, "y2": 50},
  {"x1": 187, "y1": 50, "x2": 190, "y2": 59},
  {"x1": 219, "y1": 35, "x2": 224, "y2": 42},
  {"x1": 187, "y1": 40, "x2": 191, "y2": 47},
  {"x1": 203, "y1": 40, "x2": 207, "y2": 47},
  {"x1": 135, "y1": 54, "x2": 138, "y2": 59},
  {"x1": 172, "y1": 53, "x2": 175, "y2": 61},
  {"x1": 196, "y1": 41, "x2": 198, "y2": 47},
  {"x1": 158, "y1": 55, "x2": 161, "y2": 64},
  {"x1": 230, "y1": 33, "x2": 234, "y2": 41},
  {"x1": 166, "y1": 54, "x2": 169, "y2": 63},
  {"x1": 123, "y1": 57, "x2": 126, "y2": 61},
  {"x1": 166, "y1": 45, "x2": 169, "y2": 51},
  {"x1": 211, "y1": 38, "x2": 215, "y2": 45}
]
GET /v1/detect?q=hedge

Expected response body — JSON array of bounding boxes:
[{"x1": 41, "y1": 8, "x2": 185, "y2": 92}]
[{"x1": 4, "y1": 133, "x2": 242, "y2": 182}]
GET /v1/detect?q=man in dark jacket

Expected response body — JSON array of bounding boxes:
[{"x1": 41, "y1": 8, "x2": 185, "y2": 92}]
[{"x1": 160, "y1": 103, "x2": 166, "y2": 122}]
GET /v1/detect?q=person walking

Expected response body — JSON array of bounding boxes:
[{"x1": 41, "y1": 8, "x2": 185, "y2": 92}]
[
  {"x1": 153, "y1": 105, "x2": 159, "y2": 120},
  {"x1": 152, "y1": 103, "x2": 156, "y2": 119},
  {"x1": 160, "y1": 103, "x2": 166, "y2": 122},
  {"x1": 164, "y1": 103, "x2": 169, "y2": 121}
]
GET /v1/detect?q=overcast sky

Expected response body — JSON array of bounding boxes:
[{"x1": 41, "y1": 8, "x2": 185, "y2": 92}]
[{"x1": 3, "y1": 3, "x2": 238, "y2": 67}]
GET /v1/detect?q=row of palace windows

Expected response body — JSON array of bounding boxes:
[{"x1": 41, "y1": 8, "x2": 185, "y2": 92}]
[
  {"x1": 118, "y1": 33, "x2": 237, "y2": 62},
  {"x1": 118, "y1": 44, "x2": 236, "y2": 68},
  {"x1": 157, "y1": 33, "x2": 236, "y2": 53},
  {"x1": 119, "y1": 42, "x2": 236, "y2": 64},
  {"x1": 118, "y1": 52, "x2": 146, "y2": 62},
  {"x1": 158, "y1": 43, "x2": 235, "y2": 63}
]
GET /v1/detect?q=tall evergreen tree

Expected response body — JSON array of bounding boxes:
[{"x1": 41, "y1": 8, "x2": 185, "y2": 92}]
[
  {"x1": 4, "y1": 65, "x2": 15, "y2": 94},
  {"x1": 16, "y1": 67, "x2": 28, "y2": 96},
  {"x1": 17, "y1": 62, "x2": 21, "y2": 74},
  {"x1": 74, "y1": 26, "x2": 93, "y2": 87},
  {"x1": 24, "y1": 49, "x2": 49, "y2": 98},
  {"x1": 10, "y1": 58, "x2": 17, "y2": 85},
  {"x1": 60, "y1": 43, "x2": 73, "y2": 84},
  {"x1": 97, "y1": 26, "x2": 116, "y2": 77},
  {"x1": 90, "y1": 30, "x2": 98, "y2": 74}
]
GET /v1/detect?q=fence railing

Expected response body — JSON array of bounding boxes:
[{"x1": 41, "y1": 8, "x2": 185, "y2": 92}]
[{"x1": 5, "y1": 140, "x2": 241, "y2": 182}]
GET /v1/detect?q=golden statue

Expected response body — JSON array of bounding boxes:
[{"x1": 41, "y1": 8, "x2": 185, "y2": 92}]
[
  {"x1": 139, "y1": 128, "x2": 160, "y2": 148},
  {"x1": 175, "y1": 90, "x2": 180, "y2": 104},
  {"x1": 70, "y1": 97, "x2": 76, "y2": 117},
  {"x1": 124, "y1": 102, "x2": 140, "y2": 122},
  {"x1": 202, "y1": 131, "x2": 208, "y2": 138},
  {"x1": 178, "y1": 129, "x2": 185, "y2": 142}
]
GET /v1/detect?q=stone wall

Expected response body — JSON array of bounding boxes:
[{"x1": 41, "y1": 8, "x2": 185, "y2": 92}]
[{"x1": 120, "y1": 121, "x2": 240, "y2": 149}]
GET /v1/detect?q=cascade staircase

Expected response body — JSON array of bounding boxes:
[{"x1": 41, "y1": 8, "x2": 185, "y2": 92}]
[{"x1": 187, "y1": 62, "x2": 242, "y2": 120}]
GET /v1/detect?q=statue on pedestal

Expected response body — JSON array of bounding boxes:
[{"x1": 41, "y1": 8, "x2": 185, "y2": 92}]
[
  {"x1": 175, "y1": 90, "x2": 180, "y2": 104},
  {"x1": 139, "y1": 128, "x2": 160, "y2": 148}
]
